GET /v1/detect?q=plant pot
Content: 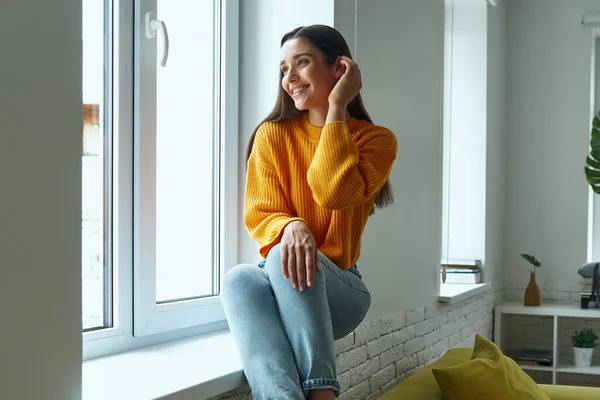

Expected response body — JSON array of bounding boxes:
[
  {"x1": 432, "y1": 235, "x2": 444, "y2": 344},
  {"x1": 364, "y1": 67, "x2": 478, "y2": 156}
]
[
  {"x1": 573, "y1": 347, "x2": 594, "y2": 367},
  {"x1": 524, "y1": 272, "x2": 541, "y2": 306}
]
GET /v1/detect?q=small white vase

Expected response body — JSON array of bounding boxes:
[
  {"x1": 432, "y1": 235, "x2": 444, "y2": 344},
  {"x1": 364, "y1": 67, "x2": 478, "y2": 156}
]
[{"x1": 573, "y1": 347, "x2": 594, "y2": 368}]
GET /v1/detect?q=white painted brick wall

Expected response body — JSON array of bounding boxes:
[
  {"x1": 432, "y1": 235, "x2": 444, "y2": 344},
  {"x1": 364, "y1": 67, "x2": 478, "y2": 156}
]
[
  {"x1": 216, "y1": 287, "x2": 502, "y2": 399},
  {"x1": 405, "y1": 307, "x2": 426, "y2": 325}
]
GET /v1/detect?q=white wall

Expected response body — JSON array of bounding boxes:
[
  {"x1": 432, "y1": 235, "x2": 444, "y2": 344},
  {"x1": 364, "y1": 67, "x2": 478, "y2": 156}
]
[
  {"x1": 486, "y1": 0, "x2": 508, "y2": 287},
  {"x1": 334, "y1": 0, "x2": 357, "y2": 58},
  {"x1": 505, "y1": 0, "x2": 600, "y2": 297},
  {"x1": 339, "y1": 0, "x2": 446, "y2": 319},
  {"x1": 237, "y1": 0, "x2": 335, "y2": 266},
  {"x1": 442, "y1": 0, "x2": 488, "y2": 262},
  {"x1": 0, "y1": 1, "x2": 82, "y2": 399}
]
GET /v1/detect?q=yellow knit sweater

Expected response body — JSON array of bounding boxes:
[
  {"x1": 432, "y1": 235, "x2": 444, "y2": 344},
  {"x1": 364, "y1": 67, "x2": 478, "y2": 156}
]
[{"x1": 244, "y1": 112, "x2": 398, "y2": 270}]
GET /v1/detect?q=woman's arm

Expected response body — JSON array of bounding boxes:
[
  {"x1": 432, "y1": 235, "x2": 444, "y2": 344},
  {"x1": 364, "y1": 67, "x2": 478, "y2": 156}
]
[
  {"x1": 306, "y1": 56, "x2": 397, "y2": 210},
  {"x1": 306, "y1": 124, "x2": 397, "y2": 210},
  {"x1": 244, "y1": 147, "x2": 304, "y2": 256},
  {"x1": 245, "y1": 128, "x2": 319, "y2": 290}
]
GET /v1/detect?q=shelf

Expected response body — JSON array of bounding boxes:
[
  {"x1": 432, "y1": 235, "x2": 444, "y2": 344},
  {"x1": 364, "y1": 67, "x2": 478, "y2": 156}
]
[
  {"x1": 556, "y1": 364, "x2": 600, "y2": 375},
  {"x1": 517, "y1": 363, "x2": 600, "y2": 375},
  {"x1": 495, "y1": 301, "x2": 600, "y2": 385},
  {"x1": 496, "y1": 301, "x2": 600, "y2": 318},
  {"x1": 518, "y1": 364, "x2": 553, "y2": 372}
]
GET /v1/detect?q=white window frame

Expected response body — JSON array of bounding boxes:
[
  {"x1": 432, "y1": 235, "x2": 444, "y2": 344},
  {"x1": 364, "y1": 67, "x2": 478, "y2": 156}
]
[
  {"x1": 589, "y1": 34, "x2": 600, "y2": 262},
  {"x1": 439, "y1": 0, "x2": 489, "y2": 300},
  {"x1": 83, "y1": 0, "x2": 238, "y2": 360},
  {"x1": 440, "y1": 0, "x2": 487, "y2": 268}
]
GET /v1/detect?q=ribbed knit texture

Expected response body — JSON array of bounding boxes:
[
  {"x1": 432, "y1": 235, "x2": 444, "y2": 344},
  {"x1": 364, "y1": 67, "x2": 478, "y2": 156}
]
[{"x1": 244, "y1": 113, "x2": 398, "y2": 270}]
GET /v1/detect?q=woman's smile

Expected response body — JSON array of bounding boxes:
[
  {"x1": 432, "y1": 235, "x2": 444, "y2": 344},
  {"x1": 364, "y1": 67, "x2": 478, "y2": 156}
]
[{"x1": 291, "y1": 84, "x2": 310, "y2": 95}]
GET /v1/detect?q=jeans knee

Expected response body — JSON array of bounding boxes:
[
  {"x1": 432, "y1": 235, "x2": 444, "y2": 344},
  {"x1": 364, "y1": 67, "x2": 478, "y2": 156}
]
[
  {"x1": 222, "y1": 264, "x2": 262, "y2": 299},
  {"x1": 263, "y1": 244, "x2": 284, "y2": 279}
]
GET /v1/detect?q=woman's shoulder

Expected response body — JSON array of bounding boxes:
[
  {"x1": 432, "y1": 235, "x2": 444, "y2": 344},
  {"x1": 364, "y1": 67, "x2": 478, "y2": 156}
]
[{"x1": 350, "y1": 118, "x2": 397, "y2": 146}]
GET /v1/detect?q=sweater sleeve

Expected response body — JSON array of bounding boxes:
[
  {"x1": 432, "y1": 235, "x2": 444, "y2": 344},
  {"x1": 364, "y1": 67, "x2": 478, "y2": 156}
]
[
  {"x1": 244, "y1": 127, "x2": 304, "y2": 256},
  {"x1": 306, "y1": 121, "x2": 398, "y2": 210}
]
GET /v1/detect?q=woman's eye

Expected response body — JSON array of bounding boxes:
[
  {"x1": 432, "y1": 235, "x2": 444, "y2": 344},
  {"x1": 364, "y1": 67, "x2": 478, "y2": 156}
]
[
  {"x1": 298, "y1": 59, "x2": 308, "y2": 66},
  {"x1": 281, "y1": 67, "x2": 288, "y2": 75}
]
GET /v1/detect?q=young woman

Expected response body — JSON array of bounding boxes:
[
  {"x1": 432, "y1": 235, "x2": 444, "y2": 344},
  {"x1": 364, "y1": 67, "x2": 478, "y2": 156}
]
[{"x1": 221, "y1": 25, "x2": 397, "y2": 400}]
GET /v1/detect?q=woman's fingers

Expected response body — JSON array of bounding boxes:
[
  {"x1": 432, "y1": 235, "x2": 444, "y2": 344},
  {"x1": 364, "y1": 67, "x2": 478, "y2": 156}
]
[
  {"x1": 315, "y1": 247, "x2": 320, "y2": 272},
  {"x1": 340, "y1": 56, "x2": 358, "y2": 74},
  {"x1": 287, "y1": 247, "x2": 298, "y2": 288},
  {"x1": 339, "y1": 57, "x2": 361, "y2": 90},
  {"x1": 278, "y1": 221, "x2": 321, "y2": 290},
  {"x1": 305, "y1": 245, "x2": 315, "y2": 288},
  {"x1": 339, "y1": 59, "x2": 354, "y2": 77},
  {"x1": 281, "y1": 244, "x2": 289, "y2": 279},
  {"x1": 296, "y1": 245, "x2": 307, "y2": 291}
]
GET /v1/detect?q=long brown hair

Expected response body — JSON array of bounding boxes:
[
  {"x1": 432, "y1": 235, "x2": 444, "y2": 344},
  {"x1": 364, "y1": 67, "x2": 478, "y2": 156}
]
[{"x1": 245, "y1": 24, "x2": 393, "y2": 214}]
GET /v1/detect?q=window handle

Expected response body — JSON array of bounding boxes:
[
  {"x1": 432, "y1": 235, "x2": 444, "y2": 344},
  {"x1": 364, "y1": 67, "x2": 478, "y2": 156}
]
[{"x1": 145, "y1": 12, "x2": 169, "y2": 67}]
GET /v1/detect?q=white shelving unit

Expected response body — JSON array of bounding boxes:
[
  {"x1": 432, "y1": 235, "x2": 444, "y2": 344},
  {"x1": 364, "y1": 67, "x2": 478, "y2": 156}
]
[{"x1": 494, "y1": 301, "x2": 600, "y2": 384}]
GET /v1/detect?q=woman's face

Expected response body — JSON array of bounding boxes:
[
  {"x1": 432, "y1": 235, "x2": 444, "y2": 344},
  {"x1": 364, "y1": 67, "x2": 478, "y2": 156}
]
[{"x1": 280, "y1": 38, "x2": 338, "y2": 111}]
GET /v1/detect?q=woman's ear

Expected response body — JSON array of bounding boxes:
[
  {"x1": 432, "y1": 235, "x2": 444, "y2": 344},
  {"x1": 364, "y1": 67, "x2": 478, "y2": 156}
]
[{"x1": 334, "y1": 56, "x2": 346, "y2": 79}]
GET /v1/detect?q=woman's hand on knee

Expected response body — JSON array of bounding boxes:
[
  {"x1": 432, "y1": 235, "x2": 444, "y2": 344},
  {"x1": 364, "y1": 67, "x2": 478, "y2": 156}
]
[{"x1": 280, "y1": 221, "x2": 320, "y2": 291}]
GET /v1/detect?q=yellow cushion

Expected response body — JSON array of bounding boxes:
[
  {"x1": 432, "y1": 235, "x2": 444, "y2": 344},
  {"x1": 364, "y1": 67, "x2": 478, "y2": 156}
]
[
  {"x1": 378, "y1": 348, "x2": 472, "y2": 400},
  {"x1": 431, "y1": 334, "x2": 551, "y2": 400}
]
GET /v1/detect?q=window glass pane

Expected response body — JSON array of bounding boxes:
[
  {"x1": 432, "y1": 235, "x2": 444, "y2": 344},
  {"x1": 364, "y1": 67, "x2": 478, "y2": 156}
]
[
  {"x1": 82, "y1": 0, "x2": 109, "y2": 329},
  {"x1": 155, "y1": 0, "x2": 216, "y2": 302}
]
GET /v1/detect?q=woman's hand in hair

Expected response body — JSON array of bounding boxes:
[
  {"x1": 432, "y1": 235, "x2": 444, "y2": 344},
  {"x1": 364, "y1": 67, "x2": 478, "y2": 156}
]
[
  {"x1": 280, "y1": 221, "x2": 320, "y2": 291},
  {"x1": 328, "y1": 56, "x2": 362, "y2": 108}
]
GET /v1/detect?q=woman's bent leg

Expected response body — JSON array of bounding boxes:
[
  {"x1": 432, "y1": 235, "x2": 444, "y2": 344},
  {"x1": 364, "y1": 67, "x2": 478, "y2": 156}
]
[
  {"x1": 263, "y1": 244, "x2": 372, "y2": 397},
  {"x1": 262, "y1": 245, "x2": 340, "y2": 396},
  {"x1": 221, "y1": 263, "x2": 305, "y2": 400}
]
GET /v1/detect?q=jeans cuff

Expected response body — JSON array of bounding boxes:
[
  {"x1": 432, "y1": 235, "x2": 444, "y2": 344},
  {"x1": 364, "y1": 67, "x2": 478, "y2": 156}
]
[{"x1": 301, "y1": 378, "x2": 340, "y2": 396}]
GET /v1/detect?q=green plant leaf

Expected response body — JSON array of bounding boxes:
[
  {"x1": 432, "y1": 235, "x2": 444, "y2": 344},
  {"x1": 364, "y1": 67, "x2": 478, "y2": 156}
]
[
  {"x1": 571, "y1": 328, "x2": 599, "y2": 348},
  {"x1": 593, "y1": 112, "x2": 600, "y2": 129},
  {"x1": 520, "y1": 253, "x2": 541, "y2": 267},
  {"x1": 586, "y1": 155, "x2": 600, "y2": 170},
  {"x1": 585, "y1": 166, "x2": 600, "y2": 195},
  {"x1": 586, "y1": 112, "x2": 600, "y2": 195}
]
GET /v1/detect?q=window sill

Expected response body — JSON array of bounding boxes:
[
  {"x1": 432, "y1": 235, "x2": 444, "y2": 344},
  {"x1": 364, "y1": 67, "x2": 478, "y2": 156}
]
[
  {"x1": 437, "y1": 282, "x2": 490, "y2": 304},
  {"x1": 82, "y1": 329, "x2": 355, "y2": 400}
]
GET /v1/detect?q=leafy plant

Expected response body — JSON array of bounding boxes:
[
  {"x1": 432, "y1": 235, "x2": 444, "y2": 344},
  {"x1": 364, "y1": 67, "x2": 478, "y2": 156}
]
[
  {"x1": 585, "y1": 111, "x2": 600, "y2": 194},
  {"x1": 520, "y1": 253, "x2": 541, "y2": 274},
  {"x1": 571, "y1": 328, "x2": 599, "y2": 348}
]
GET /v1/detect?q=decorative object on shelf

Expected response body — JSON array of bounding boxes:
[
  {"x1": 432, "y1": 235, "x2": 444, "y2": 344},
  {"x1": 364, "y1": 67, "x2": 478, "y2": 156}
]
[
  {"x1": 440, "y1": 259, "x2": 482, "y2": 284},
  {"x1": 511, "y1": 348, "x2": 553, "y2": 367},
  {"x1": 571, "y1": 328, "x2": 599, "y2": 368},
  {"x1": 439, "y1": 259, "x2": 482, "y2": 284},
  {"x1": 578, "y1": 262, "x2": 600, "y2": 309},
  {"x1": 521, "y1": 253, "x2": 541, "y2": 306}
]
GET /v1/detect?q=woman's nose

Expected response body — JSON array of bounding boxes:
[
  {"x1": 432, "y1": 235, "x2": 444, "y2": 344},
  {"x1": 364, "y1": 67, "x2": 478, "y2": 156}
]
[{"x1": 287, "y1": 66, "x2": 299, "y2": 80}]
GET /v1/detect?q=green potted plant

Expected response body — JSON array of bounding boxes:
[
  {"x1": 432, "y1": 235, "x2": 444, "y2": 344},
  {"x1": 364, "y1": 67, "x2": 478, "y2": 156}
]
[
  {"x1": 571, "y1": 328, "x2": 599, "y2": 367},
  {"x1": 520, "y1": 253, "x2": 541, "y2": 306}
]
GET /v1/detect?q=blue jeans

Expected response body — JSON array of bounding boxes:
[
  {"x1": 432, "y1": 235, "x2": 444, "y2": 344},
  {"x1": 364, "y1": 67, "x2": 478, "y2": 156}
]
[{"x1": 221, "y1": 243, "x2": 371, "y2": 399}]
